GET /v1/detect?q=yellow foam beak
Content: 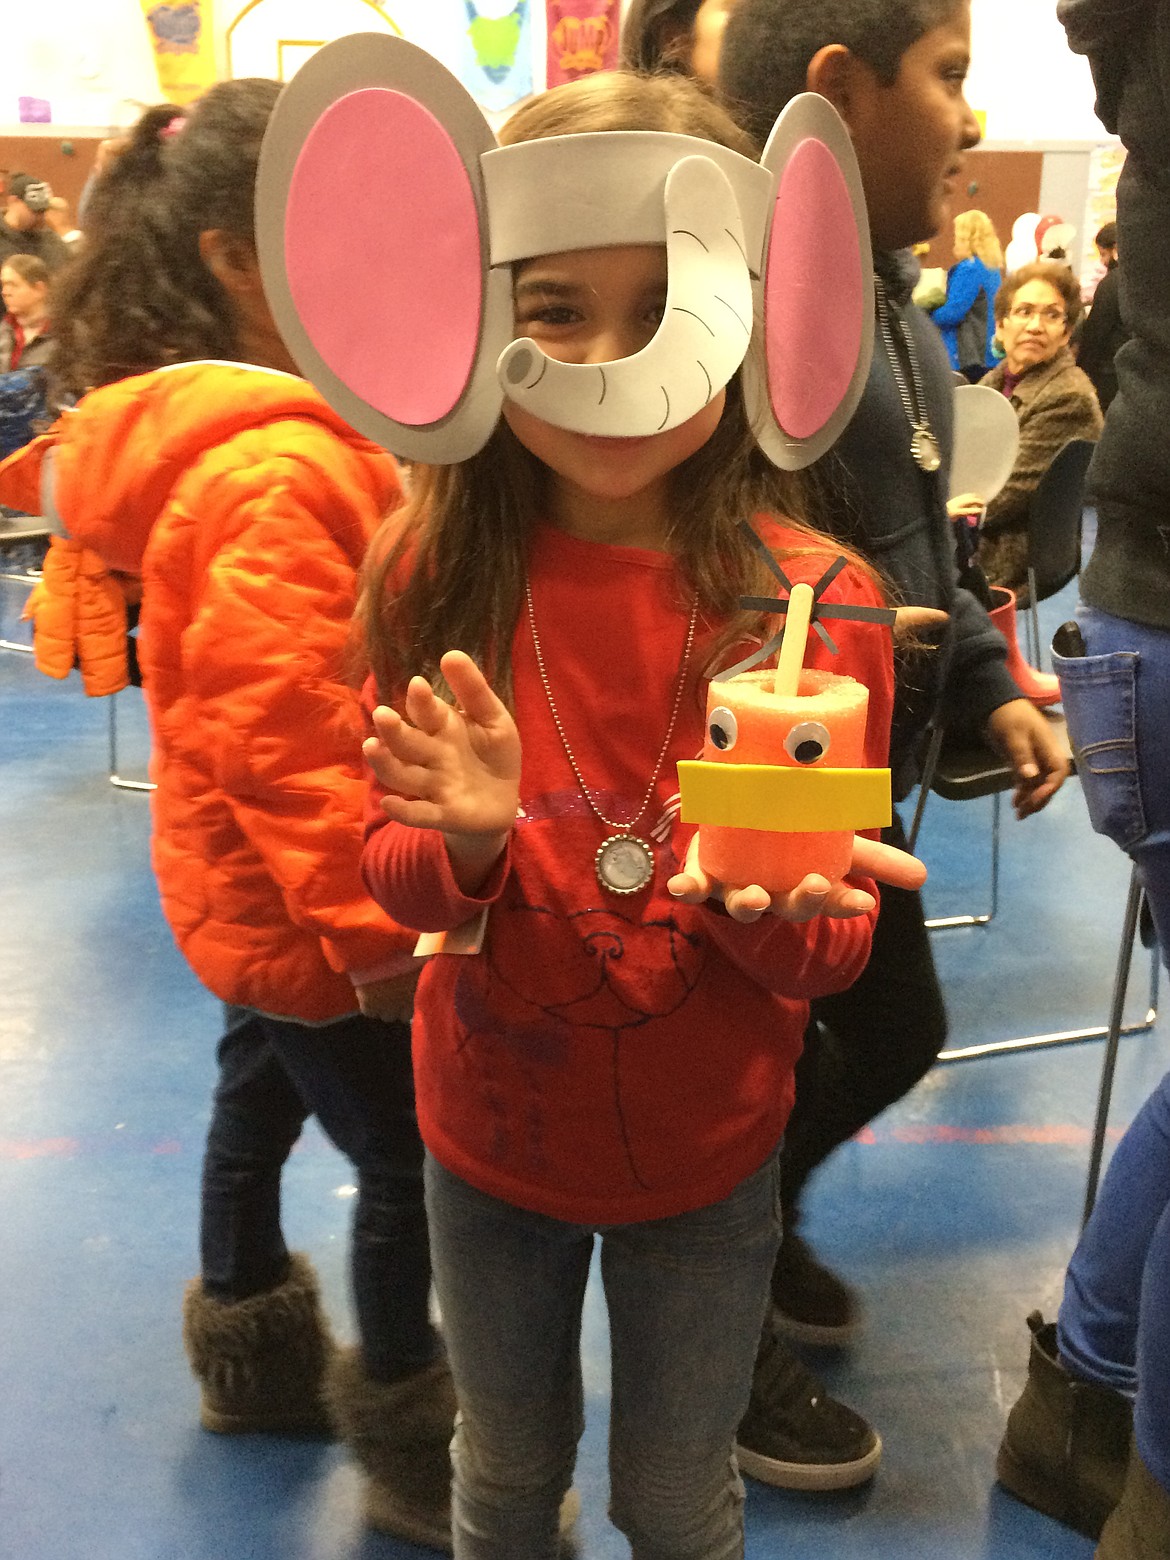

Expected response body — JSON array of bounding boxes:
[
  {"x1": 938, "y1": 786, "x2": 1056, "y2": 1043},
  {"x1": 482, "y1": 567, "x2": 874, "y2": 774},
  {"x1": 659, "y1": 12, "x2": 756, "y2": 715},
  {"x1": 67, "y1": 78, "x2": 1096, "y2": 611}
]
[{"x1": 677, "y1": 761, "x2": 892, "y2": 832}]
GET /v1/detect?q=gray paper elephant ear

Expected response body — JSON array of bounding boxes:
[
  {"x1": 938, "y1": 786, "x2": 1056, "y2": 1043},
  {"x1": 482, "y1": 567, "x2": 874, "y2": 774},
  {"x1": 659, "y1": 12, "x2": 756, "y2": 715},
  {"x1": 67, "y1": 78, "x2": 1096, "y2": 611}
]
[{"x1": 254, "y1": 32, "x2": 873, "y2": 469}]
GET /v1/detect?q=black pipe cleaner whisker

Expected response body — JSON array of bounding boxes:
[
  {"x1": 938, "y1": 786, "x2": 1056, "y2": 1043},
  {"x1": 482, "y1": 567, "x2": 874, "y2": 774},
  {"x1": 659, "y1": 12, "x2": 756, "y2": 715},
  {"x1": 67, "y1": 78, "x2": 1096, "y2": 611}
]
[{"x1": 714, "y1": 522, "x2": 897, "y2": 682}]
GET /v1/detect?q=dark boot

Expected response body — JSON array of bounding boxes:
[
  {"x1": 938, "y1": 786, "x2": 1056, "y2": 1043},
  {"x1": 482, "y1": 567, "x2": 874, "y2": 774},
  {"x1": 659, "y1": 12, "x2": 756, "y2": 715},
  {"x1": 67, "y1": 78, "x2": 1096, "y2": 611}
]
[
  {"x1": 326, "y1": 1346, "x2": 457, "y2": 1553},
  {"x1": 1097, "y1": 1443, "x2": 1170, "y2": 1560},
  {"x1": 996, "y1": 1312, "x2": 1132, "y2": 1538},
  {"x1": 181, "y1": 1251, "x2": 334, "y2": 1436}
]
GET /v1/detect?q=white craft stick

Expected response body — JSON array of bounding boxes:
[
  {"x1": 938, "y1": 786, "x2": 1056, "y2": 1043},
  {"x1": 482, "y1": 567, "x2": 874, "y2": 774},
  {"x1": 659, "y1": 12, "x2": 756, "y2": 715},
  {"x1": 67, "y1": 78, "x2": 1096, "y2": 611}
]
[{"x1": 774, "y1": 581, "x2": 814, "y2": 698}]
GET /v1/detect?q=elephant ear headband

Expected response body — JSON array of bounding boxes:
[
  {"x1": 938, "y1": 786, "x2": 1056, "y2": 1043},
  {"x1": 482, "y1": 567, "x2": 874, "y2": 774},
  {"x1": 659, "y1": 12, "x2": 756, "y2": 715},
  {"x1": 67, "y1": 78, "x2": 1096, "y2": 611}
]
[{"x1": 255, "y1": 32, "x2": 873, "y2": 470}]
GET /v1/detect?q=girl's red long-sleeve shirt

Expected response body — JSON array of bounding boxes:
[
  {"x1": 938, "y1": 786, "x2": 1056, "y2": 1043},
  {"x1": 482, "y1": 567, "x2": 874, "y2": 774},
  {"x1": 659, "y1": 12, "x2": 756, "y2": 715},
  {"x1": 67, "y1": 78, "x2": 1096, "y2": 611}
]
[{"x1": 363, "y1": 520, "x2": 894, "y2": 1225}]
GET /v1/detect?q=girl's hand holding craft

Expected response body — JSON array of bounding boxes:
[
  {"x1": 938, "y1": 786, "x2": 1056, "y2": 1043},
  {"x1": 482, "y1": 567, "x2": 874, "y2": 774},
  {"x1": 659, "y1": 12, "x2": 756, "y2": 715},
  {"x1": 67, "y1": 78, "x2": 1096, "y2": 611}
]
[
  {"x1": 365, "y1": 651, "x2": 521, "y2": 891},
  {"x1": 668, "y1": 830, "x2": 927, "y2": 925}
]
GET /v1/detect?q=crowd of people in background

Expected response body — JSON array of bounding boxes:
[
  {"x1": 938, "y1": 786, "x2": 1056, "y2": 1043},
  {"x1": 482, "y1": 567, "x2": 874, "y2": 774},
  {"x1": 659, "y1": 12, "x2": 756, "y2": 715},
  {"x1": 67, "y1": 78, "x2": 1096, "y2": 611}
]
[
  {"x1": 0, "y1": 170, "x2": 76, "y2": 461},
  {"x1": 0, "y1": 1, "x2": 1165, "y2": 1556}
]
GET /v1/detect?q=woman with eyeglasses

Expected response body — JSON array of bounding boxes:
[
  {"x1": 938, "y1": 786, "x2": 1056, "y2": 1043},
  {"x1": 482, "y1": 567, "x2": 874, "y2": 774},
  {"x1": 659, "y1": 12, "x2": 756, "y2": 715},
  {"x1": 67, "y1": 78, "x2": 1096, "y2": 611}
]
[{"x1": 976, "y1": 258, "x2": 1102, "y2": 591}]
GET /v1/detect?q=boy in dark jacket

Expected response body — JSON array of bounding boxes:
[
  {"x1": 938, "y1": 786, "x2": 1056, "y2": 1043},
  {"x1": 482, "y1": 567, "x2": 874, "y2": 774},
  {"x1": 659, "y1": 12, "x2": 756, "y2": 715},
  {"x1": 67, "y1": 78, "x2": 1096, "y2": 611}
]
[{"x1": 718, "y1": 0, "x2": 1070, "y2": 1492}]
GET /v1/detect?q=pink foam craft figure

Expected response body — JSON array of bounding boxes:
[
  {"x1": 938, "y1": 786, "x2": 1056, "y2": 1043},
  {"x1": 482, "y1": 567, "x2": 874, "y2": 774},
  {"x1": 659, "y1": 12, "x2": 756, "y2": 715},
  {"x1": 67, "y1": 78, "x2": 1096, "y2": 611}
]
[{"x1": 679, "y1": 529, "x2": 894, "y2": 895}]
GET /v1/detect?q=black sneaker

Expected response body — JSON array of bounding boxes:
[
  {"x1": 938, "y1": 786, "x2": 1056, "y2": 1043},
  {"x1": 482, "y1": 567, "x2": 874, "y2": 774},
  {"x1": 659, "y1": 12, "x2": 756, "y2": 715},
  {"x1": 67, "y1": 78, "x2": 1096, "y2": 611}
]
[
  {"x1": 735, "y1": 1326, "x2": 881, "y2": 1491},
  {"x1": 770, "y1": 1231, "x2": 862, "y2": 1347}
]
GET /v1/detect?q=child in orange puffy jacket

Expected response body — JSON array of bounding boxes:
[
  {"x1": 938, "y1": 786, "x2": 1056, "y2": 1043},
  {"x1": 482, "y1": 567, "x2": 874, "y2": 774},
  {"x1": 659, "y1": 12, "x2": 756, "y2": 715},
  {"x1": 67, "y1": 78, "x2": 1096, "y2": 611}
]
[{"x1": 0, "y1": 84, "x2": 453, "y2": 1551}]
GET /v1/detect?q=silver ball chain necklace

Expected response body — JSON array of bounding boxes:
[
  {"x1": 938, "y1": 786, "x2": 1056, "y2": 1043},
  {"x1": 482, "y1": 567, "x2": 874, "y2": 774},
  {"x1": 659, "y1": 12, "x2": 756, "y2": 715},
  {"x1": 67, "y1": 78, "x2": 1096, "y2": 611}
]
[
  {"x1": 874, "y1": 272, "x2": 942, "y2": 473},
  {"x1": 525, "y1": 579, "x2": 699, "y2": 895}
]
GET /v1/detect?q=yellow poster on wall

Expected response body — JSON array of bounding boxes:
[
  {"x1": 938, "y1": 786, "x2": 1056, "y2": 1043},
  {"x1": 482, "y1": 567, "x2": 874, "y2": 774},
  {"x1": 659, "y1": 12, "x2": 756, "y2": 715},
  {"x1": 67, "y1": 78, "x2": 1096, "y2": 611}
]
[{"x1": 140, "y1": 1, "x2": 219, "y2": 105}]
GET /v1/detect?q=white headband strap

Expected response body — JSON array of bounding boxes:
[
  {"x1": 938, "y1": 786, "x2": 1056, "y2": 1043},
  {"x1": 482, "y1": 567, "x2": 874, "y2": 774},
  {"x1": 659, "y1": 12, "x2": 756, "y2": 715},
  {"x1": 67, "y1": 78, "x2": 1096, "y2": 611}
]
[{"x1": 481, "y1": 133, "x2": 772, "y2": 269}]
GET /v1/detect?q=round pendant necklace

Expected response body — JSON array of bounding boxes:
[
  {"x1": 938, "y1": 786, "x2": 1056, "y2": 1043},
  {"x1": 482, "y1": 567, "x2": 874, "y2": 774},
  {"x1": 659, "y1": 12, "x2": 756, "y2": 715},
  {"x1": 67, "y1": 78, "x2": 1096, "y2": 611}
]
[
  {"x1": 874, "y1": 274, "x2": 942, "y2": 474},
  {"x1": 525, "y1": 580, "x2": 699, "y2": 895}
]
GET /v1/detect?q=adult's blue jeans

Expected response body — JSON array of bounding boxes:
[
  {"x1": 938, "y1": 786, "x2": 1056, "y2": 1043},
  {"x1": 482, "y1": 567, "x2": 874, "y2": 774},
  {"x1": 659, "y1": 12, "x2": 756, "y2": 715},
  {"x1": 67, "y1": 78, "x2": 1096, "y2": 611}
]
[
  {"x1": 425, "y1": 1150, "x2": 783, "y2": 1560},
  {"x1": 201, "y1": 1007, "x2": 436, "y2": 1380},
  {"x1": 1053, "y1": 605, "x2": 1170, "y2": 962},
  {"x1": 1057, "y1": 1071, "x2": 1170, "y2": 1493},
  {"x1": 1054, "y1": 606, "x2": 1170, "y2": 1492}
]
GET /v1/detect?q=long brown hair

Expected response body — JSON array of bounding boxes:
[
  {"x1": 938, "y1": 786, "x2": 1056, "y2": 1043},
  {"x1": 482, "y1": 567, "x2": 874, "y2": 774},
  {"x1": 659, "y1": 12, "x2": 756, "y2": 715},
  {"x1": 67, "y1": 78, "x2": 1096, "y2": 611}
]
[{"x1": 358, "y1": 70, "x2": 879, "y2": 701}]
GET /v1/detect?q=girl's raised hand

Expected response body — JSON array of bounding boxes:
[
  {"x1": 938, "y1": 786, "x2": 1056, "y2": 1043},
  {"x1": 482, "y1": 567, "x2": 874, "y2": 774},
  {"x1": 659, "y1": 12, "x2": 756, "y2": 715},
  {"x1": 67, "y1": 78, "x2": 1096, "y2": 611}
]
[
  {"x1": 667, "y1": 830, "x2": 926, "y2": 925},
  {"x1": 364, "y1": 651, "x2": 521, "y2": 842}
]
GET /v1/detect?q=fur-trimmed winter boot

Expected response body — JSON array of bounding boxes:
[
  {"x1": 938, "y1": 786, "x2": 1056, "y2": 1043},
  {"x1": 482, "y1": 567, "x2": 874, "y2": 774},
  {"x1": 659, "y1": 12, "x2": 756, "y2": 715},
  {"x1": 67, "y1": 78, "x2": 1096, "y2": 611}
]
[
  {"x1": 988, "y1": 586, "x2": 1062, "y2": 707},
  {"x1": 996, "y1": 1312, "x2": 1132, "y2": 1538},
  {"x1": 181, "y1": 1252, "x2": 335, "y2": 1436},
  {"x1": 1096, "y1": 1442, "x2": 1170, "y2": 1560},
  {"x1": 326, "y1": 1345, "x2": 457, "y2": 1552}
]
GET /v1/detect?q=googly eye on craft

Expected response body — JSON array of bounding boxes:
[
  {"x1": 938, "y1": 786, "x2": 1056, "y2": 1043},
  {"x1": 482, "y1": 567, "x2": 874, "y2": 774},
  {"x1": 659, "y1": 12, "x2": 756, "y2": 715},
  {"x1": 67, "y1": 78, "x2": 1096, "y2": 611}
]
[
  {"x1": 785, "y1": 721, "x2": 831, "y2": 765},
  {"x1": 708, "y1": 706, "x2": 739, "y2": 751}
]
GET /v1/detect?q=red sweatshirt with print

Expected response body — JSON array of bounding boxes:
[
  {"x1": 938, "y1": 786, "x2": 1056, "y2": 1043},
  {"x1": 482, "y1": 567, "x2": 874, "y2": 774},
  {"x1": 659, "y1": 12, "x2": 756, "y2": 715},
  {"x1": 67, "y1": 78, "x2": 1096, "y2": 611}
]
[{"x1": 363, "y1": 519, "x2": 893, "y2": 1225}]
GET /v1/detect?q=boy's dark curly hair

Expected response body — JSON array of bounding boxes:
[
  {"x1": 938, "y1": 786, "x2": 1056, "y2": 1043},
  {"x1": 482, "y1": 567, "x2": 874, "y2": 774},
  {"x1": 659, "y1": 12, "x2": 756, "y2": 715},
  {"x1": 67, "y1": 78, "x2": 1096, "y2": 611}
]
[{"x1": 51, "y1": 78, "x2": 281, "y2": 402}]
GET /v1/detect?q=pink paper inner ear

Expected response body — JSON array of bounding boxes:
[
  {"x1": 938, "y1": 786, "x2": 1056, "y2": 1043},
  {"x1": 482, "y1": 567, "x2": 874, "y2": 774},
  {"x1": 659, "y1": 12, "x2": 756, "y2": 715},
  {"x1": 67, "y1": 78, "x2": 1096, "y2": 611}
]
[
  {"x1": 765, "y1": 139, "x2": 863, "y2": 440},
  {"x1": 285, "y1": 89, "x2": 483, "y2": 427}
]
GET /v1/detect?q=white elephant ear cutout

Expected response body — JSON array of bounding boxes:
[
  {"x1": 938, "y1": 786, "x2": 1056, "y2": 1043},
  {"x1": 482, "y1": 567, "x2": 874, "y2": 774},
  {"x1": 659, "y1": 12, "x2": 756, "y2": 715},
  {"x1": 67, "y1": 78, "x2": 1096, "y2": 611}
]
[
  {"x1": 743, "y1": 94, "x2": 874, "y2": 471},
  {"x1": 255, "y1": 33, "x2": 512, "y2": 463}
]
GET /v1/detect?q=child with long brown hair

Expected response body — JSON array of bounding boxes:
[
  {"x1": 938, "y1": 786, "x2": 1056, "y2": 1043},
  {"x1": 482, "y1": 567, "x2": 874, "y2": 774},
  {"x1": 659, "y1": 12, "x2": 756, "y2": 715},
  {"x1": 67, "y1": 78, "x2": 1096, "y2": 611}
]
[
  {"x1": 258, "y1": 41, "x2": 923, "y2": 1555},
  {"x1": 342, "y1": 67, "x2": 926, "y2": 1558}
]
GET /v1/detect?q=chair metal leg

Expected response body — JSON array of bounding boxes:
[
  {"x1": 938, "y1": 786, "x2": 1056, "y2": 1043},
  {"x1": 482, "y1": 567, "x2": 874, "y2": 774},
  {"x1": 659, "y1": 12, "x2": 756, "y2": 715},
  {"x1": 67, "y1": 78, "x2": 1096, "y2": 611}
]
[
  {"x1": 108, "y1": 691, "x2": 155, "y2": 793},
  {"x1": 910, "y1": 725, "x2": 1002, "y2": 930},
  {"x1": 906, "y1": 724, "x2": 945, "y2": 856},
  {"x1": 1083, "y1": 865, "x2": 1149, "y2": 1223},
  {"x1": 925, "y1": 789, "x2": 1000, "y2": 930},
  {"x1": 0, "y1": 564, "x2": 39, "y2": 652},
  {"x1": 940, "y1": 865, "x2": 1159, "y2": 1062},
  {"x1": 1026, "y1": 565, "x2": 1042, "y2": 667}
]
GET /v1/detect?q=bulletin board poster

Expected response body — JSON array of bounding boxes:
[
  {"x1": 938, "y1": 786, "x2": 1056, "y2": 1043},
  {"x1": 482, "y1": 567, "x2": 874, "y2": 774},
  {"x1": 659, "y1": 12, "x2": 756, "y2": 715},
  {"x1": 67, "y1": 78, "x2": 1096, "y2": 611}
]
[
  {"x1": 460, "y1": 2, "x2": 533, "y2": 113},
  {"x1": 140, "y1": 0, "x2": 218, "y2": 105},
  {"x1": 1080, "y1": 142, "x2": 1125, "y2": 292},
  {"x1": 546, "y1": 0, "x2": 620, "y2": 85}
]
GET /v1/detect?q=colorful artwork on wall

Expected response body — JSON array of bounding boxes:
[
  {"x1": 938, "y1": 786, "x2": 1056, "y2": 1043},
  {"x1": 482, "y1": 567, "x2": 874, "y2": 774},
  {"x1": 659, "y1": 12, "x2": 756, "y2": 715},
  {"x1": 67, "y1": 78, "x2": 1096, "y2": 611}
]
[
  {"x1": 140, "y1": 0, "x2": 218, "y2": 105},
  {"x1": 459, "y1": 2, "x2": 533, "y2": 113},
  {"x1": 545, "y1": 0, "x2": 620, "y2": 86}
]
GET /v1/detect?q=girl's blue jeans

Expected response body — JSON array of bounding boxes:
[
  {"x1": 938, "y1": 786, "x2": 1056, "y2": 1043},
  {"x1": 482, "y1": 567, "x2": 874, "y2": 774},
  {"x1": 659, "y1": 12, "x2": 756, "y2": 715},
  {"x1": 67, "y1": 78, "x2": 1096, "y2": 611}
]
[
  {"x1": 1054, "y1": 606, "x2": 1170, "y2": 1491},
  {"x1": 201, "y1": 1007, "x2": 436, "y2": 1379},
  {"x1": 424, "y1": 1149, "x2": 783, "y2": 1560}
]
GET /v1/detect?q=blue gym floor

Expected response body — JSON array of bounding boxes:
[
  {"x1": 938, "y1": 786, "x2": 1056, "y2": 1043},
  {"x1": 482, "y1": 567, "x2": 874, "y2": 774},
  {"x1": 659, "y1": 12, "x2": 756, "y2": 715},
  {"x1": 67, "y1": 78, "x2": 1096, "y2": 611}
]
[{"x1": 1, "y1": 548, "x2": 1163, "y2": 1560}]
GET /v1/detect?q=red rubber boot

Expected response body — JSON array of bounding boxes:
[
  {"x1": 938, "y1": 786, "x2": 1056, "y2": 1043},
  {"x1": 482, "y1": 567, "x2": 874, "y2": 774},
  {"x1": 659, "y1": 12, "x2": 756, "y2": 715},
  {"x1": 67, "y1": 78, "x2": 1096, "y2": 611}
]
[{"x1": 988, "y1": 587, "x2": 1062, "y2": 707}]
